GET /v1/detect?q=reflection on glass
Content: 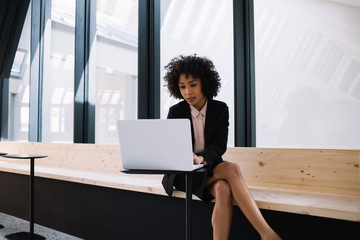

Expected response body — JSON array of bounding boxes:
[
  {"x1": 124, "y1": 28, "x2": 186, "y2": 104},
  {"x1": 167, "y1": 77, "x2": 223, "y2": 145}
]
[
  {"x1": 254, "y1": 0, "x2": 360, "y2": 149},
  {"x1": 41, "y1": 0, "x2": 75, "y2": 143},
  {"x1": 95, "y1": 0, "x2": 138, "y2": 144},
  {"x1": 11, "y1": 49, "x2": 27, "y2": 77},
  {"x1": 160, "y1": 0, "x2": 235, "y2": 146}
]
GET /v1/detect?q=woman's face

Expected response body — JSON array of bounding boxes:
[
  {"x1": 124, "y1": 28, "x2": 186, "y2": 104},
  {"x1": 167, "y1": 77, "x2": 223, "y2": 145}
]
[{"x1": 178, "y1": 73, "x2": 207, "y2": 111}]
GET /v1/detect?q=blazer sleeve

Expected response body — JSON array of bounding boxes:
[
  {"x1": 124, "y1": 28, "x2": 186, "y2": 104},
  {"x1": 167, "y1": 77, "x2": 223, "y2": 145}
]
[{"x1": 200, "y1": 102, "x2": 229, "y2": 167}]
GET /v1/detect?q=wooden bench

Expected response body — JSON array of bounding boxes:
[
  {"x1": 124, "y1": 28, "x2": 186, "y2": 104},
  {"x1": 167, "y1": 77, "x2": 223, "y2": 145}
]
[
  {"x1": 0, "y1": 142, "x2": 359, "y2": 222},
  {"x1": 224, "y1": 148, "x2": 360, "y2": 222}
]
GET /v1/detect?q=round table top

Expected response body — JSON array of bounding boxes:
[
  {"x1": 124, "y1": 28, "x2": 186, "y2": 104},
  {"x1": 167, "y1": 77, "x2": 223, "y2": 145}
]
[
  {"x1": 0, "y1": 152, "x2": 7, "y2": 156},
  {"x1": 1, "y1": 154, "x2": 48, "y2": 159}
]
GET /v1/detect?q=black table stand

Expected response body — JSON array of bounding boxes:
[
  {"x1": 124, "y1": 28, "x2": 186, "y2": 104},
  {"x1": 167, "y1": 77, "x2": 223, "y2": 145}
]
[
  {"x1": 121, "y1": 168, "x2": 206, "y2": 240},
  {"x1": 0, "y1": 152, "x2": 7, "y2": 229},
  {"x1": 185, "y1": 173, "x2": 193, "y2": 240},
  {"x1": 1, "y1": 154, "x2": 48, "y2": 240}
]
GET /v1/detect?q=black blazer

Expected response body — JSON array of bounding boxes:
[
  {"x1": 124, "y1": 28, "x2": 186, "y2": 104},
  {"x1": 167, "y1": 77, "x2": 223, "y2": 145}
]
[{"x1": 162, "y1": 99, "x2": 229, "y2": 197}]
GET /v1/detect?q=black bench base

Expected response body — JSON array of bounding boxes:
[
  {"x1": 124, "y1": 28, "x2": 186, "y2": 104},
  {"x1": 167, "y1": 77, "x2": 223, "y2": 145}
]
[{"x1": 1, "y1": 171, "x2": 359, "y2": 240}]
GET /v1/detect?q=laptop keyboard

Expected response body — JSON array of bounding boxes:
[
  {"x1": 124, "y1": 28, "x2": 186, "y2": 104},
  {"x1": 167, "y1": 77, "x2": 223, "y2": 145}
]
[{"x1": 193, "y1": 164, "x2": 204, "y2": 170}]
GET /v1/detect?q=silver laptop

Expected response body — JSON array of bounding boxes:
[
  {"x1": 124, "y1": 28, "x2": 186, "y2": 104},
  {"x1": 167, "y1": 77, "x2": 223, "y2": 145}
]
[{"x1": 117, "y1": 119, "x2": 204, "y2": 171}]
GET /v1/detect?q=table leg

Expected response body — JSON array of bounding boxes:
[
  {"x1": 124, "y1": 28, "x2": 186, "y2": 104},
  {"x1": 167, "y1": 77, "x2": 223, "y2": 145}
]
[
  {"x1": 30, "y1": 157, "x2": 35, "y2": 238},
  {"x1": 5, "y1": 158, "x2": 45, "y2": 240},
  {"x1": 185, "y1": 173, "x2": 193, "y2": 240}
]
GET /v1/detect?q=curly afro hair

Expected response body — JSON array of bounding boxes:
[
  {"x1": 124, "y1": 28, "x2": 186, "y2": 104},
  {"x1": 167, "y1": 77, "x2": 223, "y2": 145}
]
[{"x1": 164, "y1": 54, "x2": 221, "y2": 99}]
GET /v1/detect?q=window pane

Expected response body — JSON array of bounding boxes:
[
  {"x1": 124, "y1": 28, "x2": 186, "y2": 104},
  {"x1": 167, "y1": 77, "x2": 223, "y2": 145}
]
[
  {"x1": 42, "y1": 0, "x2": 75, "y2": 142},
  {"x1": 160, "y1": 0, "x2": 235, "y2": 146},
  {"x1": 95, "y1": 0, "x2": 138, "y2": 144},
  {"x1": 254, "y1": 0, "x2": 360, "y2": 149},
  {"x1": 8, "y1": 3, "x2": 31, "y2": 141}
]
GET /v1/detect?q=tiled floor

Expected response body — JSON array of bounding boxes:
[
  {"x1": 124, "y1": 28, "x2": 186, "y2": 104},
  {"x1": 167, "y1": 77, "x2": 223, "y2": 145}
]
[{"x1": 0, "y1": 212, "x2": 82, "y2": 240}]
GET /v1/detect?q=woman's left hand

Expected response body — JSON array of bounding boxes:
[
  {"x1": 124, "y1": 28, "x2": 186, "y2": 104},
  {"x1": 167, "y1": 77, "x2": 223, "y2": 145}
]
[{"x1": 193, "y1": 153, "x2": 205, "y2": 165}]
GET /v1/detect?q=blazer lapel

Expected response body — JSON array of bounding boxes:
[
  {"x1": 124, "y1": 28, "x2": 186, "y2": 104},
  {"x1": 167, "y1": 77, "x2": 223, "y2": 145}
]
[{"x1": 178, "y1": 100, "x2": 217, "y2": 150}]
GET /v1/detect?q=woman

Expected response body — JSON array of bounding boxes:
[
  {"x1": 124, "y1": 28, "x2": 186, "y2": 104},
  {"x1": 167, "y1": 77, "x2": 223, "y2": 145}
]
[{"x1": 162, "y1": 54, "x2": 281, "y2": 240}]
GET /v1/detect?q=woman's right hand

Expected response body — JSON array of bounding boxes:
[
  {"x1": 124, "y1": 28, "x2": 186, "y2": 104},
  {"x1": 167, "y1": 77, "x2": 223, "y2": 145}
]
[{"x1": 193, "y1": 153, "x2": 205, "y2": 165}]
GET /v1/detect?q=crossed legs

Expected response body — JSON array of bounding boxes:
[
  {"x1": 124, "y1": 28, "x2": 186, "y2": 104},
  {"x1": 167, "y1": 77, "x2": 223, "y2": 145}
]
[
  {"x1": 205, "y1": 162, "x2": 281, "y2": 240},
  {"x1": 208, "y1": 180, "x2": 233, "y2": 240}
]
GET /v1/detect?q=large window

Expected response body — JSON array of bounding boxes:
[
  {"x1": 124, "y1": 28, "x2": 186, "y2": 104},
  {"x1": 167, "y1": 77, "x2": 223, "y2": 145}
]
[
  {"x1": 160, "y1": 0, "x2": 235, "y2": 146},
  {"x1": 8, "y1": 3, "x2": 31, "y2": 141},
  {"x1": 6, "y1": 0, "x2": 138, "y2": 144},
  {"x1": 42, "y1": 0, "x2": 76, "y2": 143},
  {"x1": 95, "y1": 0, "x2": 138, "y2": 144},
  {"x1": 254, "y1": 0, "x2": 360, "y2": 149}
]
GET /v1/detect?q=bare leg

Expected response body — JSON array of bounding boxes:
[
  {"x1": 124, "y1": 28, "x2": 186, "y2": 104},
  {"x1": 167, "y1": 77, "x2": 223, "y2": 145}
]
[
  {"x1": 205, "y1": 162, "x2": 281, "y2": 240},
  {"x1": 207, "y1": 180, "x2": 233, "y2": 240}
]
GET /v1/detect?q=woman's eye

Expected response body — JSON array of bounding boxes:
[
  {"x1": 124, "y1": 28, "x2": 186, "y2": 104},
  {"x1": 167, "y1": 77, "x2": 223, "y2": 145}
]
[
  {"x1": 191, "y1": 84, "x2": 197, "y2": 87},
  {"x1": 179, "y1": 86, "x2": 186, "y2": 89}
]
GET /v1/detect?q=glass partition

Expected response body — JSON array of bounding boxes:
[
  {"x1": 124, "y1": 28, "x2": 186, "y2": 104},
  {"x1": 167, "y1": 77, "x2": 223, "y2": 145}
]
[
  {"x1": 42, "y1": 0, "x2": 75, "y2": 142},
  {"x1": 95, "y1": 0, "x2": 138, "y2": 144},
  {"x1": 8, "y1": 3, "x2": 31, "y2": 141},
  {"x1": 254, "y1": 0, "x2": 360, "y2": 149}
]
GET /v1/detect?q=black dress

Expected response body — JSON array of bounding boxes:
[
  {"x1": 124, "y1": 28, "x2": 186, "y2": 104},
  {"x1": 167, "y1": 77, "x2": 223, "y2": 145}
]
[{"x1": 161, "y1": 99, "x2": 229, "y2": 202}]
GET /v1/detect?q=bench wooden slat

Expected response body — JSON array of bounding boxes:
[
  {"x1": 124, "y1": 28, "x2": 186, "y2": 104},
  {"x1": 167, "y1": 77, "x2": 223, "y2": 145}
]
[{"x1": 223, "y1": 148, "x2": 360, "y2": 197}]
